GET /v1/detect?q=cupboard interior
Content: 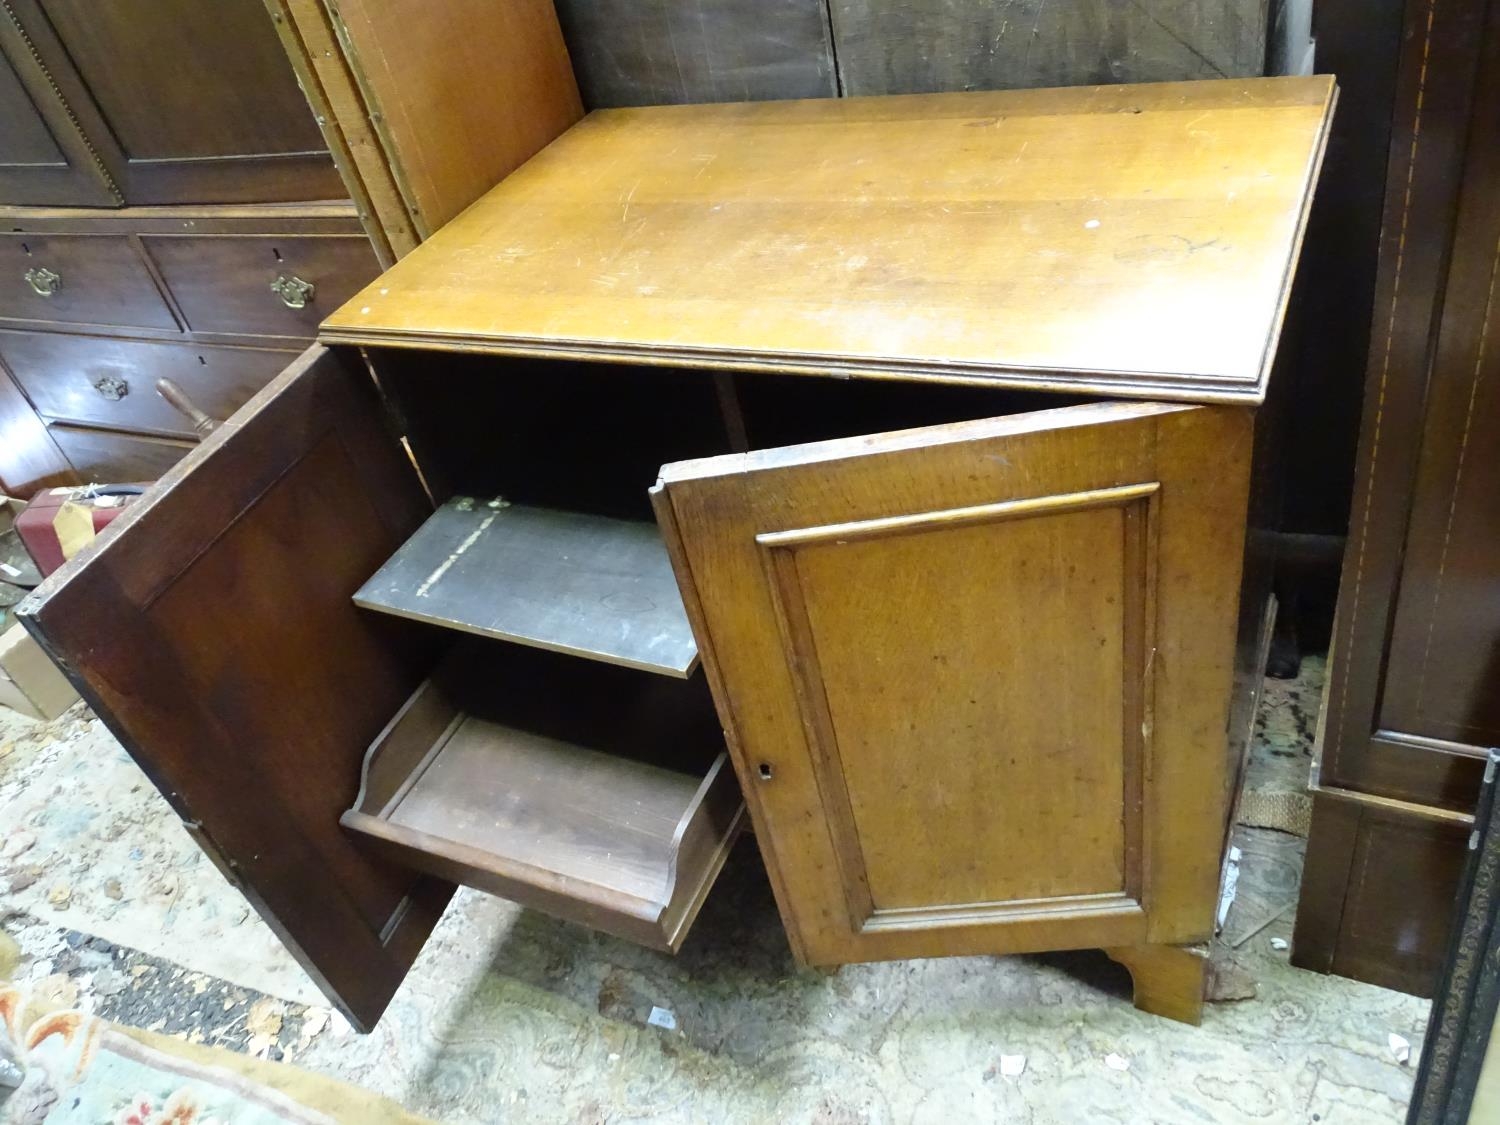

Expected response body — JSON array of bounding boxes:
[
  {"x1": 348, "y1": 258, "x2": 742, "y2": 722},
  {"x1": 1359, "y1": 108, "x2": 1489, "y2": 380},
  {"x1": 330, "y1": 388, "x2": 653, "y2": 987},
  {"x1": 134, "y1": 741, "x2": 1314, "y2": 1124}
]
[{"x1": 340, "y1": 346, "x2": 1098, "y2": 946}]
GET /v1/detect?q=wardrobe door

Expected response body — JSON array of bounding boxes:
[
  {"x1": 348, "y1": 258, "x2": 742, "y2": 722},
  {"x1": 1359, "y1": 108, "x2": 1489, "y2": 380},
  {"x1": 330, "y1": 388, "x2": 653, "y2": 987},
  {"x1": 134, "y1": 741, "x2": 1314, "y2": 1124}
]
[
  {"x1": 14, "y1": 0, "x2": 344, "y2": 204},
  {"x1": 0, "y1": 25, "x2": 117, "y2": 205}
]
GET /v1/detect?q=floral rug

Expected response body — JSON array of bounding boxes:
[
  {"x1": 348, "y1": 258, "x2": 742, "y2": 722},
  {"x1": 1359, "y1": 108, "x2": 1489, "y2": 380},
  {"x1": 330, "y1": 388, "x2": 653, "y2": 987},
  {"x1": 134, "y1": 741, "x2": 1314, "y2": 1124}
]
[{"x1": 0, "y1": 984, "x2": 423, "y2": 1125}]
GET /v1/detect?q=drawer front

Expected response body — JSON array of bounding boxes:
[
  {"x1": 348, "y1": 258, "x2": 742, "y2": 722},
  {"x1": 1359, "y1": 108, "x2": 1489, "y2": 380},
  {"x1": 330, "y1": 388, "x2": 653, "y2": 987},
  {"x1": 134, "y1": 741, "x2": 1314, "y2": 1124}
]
[
  {"x1": 48, "y1": 424, "x2": 194, "y2": 482},
  {"x1": 0, "y1": 235, "x2": 178, "y2": 330},
  {"x1": 144, "y1": 235, "x2": 379, "y2": 339},
  {"x1": 1, "y1": 333, "x2": 294, "y2": 437}
]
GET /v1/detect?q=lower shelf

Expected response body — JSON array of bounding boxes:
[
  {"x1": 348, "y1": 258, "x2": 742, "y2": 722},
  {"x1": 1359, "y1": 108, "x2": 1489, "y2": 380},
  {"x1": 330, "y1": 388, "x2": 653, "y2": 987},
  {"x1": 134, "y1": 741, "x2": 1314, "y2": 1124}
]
[{"x1": 341, "y1": 645, "x2": 743, "y2": 951}]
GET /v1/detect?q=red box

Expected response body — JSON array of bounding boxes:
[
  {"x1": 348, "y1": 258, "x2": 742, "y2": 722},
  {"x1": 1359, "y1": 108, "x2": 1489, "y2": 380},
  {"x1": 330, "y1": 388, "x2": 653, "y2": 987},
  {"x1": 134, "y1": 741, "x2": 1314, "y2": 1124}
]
[{"x1": 15, "y1": 485, "x2": 147, "y2": 577}]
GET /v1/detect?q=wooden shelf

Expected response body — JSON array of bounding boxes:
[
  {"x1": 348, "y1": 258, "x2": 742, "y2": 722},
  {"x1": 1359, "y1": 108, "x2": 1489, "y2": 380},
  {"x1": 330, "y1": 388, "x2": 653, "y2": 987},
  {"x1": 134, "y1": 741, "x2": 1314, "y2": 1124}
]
[
  {"x1": 354, "y1": 498, "x2": 698, "y2": 677},
  {"x1": 342, "y1": 652, "x2": 743, "y2": 951}
]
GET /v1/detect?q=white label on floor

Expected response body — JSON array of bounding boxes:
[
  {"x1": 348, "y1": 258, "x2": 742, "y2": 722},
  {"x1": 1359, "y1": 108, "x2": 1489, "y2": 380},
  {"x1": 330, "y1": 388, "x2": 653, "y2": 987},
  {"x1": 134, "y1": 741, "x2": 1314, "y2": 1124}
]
[{"x1": 648, "y1": 1006, "x2": 677, "y2": 1031}]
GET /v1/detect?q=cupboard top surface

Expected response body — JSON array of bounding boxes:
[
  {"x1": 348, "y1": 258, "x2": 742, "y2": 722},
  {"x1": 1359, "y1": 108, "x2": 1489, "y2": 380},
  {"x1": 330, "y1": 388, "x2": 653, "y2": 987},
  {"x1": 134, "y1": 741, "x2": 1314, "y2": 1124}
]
[{"x1": 321, "y1": 76, "x2": 1334, "y2": 403}]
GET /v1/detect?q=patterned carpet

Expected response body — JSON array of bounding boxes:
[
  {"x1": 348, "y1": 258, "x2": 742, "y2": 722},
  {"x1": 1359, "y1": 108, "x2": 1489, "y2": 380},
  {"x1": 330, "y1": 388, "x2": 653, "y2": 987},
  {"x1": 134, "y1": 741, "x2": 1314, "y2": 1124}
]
[{"x1": 0, "y1": 656, "x2": 1430, "y2": 1124}]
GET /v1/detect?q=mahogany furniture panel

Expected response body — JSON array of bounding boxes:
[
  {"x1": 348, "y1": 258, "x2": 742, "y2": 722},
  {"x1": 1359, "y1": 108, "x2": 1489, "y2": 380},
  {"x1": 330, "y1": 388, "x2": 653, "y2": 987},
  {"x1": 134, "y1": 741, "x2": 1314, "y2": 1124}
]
[
  {"x1": 0, "y1": 361, "x2": 73, "y2": 494},
  {"x1": 0, "y1": 36, "x2": 115, "y2": 207},
  {"x1": 0, "y1": 332, "x2": 296, "y2": 438},
  {"x1": 14, "y1": 0, "x2": 343, "y2": 205},
  {"x1": 0, "y1": 234, "x2": 176, "y2": 330},
  {"x1": 1292, "y1": 0, "x2": 1500, "y2": 994},
  {"x1": 20, "y1": 348, "x2": 451, "y2": 1030},
  {"x1": 44, "y1": 424, "x2": 194, "y2": 482},
  {"x1": 0, "y1": 206, "x2": 378, "y2": 491},
  {"x1": 142, "y1": 233, "x2": 379, "y2": 339}
]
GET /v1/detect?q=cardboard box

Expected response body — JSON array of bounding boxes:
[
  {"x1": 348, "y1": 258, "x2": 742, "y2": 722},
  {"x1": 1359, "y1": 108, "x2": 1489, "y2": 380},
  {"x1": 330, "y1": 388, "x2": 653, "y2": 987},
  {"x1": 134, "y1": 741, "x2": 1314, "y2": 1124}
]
[
  {"x1": 0, "y1": 494, "x2": 77, "y2": 721},
  {"x1": 0, "y1": 621, "x2": 76, "y2": 722}
]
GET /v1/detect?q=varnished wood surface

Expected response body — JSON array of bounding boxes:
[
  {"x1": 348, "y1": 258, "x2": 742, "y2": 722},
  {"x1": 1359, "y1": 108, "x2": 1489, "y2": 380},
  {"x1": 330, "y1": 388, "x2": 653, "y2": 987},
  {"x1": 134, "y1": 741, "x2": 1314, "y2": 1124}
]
[
  {"x1": 0, "y1": 35, "x2": 116, "y2": 207},
  {"x1": 0, "y1": 234, "x2": 177, "y2": 331},
  {"x1": 7, "y1": 0, "x2": 341, "y2": 206},
  {"x1": 46, "y1": 424, "x2": 194, "y2": 482},
  {"x1": 0, "y1": 362, "x2": 74, "y2": 496},
  {"x1": 1314, "y1": 0, "x2": 1499, "y2": 822},
  {"x1": 354, "y1": 499, "x2": 699, "y2": 677},
  {"x1": 18, "y1": 347, "x2": 450, "y2": 1030},
  {"x1": 1, "y1": 333, "x2": 294, "y2": 439},
  {"x1": 1376, "y1": 9, "x2": 1500, "y2": 749},
  {"x1": 324, "y1": 77, "x2": 1335, "y2": 403},
  {"x1": 1292, "y1": 787, "x2": 1472, "y2": 996},
  {"x1": 657, "y1": 399, "x2": 1252, "y2": 966},
  {"x1": 343, "y1": 643, "x2": 743, "y2": 951},
  {"x1": 327, "y1": 0, "x2": 582, "y2": 239},
  {"x1": 143, "y1": 233, "x2": 378, "y2": 339},
  {"x1": 1104, "y1": 944, "x2": 1208, "y2": 1025}
]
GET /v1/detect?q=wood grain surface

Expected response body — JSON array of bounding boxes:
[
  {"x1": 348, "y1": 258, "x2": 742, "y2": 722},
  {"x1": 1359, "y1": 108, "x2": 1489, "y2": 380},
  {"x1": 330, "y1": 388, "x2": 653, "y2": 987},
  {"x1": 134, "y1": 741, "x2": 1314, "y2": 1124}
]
[
  {"x1": 323, "y1": 77, "x2": 1335, "y2": 403},
  {"x1": 657, "y1": 399, "x2": 1253, "y2": 967}
]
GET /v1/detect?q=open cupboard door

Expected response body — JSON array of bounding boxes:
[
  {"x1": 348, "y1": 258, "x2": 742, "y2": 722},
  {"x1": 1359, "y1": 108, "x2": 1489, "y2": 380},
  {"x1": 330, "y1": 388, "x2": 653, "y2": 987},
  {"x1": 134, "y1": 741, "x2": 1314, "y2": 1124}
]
[
  {"x1": 16, "y1": 346, "x2": 451, "y2": 1031},
  {"x1": 655, "y1": 400, "x2": 1252, "y2": 972}
]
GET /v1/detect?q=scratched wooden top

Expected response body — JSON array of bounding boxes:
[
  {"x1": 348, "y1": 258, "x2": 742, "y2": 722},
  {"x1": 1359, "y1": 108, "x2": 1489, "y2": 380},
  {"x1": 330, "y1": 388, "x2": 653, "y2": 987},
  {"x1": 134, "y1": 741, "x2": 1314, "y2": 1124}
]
[{"x1": 322, "y1": 76, "x2": 1336, "y2": 403}]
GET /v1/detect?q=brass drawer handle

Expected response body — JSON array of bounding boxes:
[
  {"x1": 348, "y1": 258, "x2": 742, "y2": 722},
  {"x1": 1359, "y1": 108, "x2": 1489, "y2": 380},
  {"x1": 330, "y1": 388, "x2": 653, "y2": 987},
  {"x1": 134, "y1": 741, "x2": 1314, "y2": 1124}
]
[
  {"x1": 24, "y1": 266, "x2": 61, "y2": 297},
  {"x1": 92, "y1": 374, "x2": 129, "y2": 401},
  {"x1": 270, "y1": 274, "x2": 315, "y2": 309}
]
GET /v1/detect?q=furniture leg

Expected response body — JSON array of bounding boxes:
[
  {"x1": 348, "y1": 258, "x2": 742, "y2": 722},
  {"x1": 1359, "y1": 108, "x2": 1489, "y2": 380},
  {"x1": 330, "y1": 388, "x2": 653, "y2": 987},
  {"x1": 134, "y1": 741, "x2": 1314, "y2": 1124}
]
[{"x1": 1104, "y1": 943, "x2": 1209, "y2": 1025}]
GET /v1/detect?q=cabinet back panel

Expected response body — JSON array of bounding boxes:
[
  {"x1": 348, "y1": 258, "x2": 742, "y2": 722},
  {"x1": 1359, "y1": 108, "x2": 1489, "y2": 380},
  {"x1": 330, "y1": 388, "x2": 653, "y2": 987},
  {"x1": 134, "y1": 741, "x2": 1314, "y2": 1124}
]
[
  {"x1": 375, "y1": 351, "x2": 737, "y2": 521},
  {"x1": 733, "y1": 372, "x2": 1087, "y2": 450},
  {"x1": 432, "y1": 638, "x2": 724, "y2": 777}
]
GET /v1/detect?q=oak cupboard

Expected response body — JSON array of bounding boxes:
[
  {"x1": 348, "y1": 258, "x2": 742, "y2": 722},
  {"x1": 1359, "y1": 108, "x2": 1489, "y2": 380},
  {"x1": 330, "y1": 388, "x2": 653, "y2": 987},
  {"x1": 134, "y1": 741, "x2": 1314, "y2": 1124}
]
[{"x1": 18, "y1": 77, "x2": 1335, "y2": 1031}]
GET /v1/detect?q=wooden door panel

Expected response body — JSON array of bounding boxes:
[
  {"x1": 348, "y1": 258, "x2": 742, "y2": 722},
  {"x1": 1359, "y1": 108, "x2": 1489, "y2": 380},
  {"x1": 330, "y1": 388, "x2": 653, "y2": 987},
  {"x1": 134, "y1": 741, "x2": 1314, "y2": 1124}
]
[
  {"x1": 0, "y1": 24, "x2": 117, "y2": 205},
  {"x1": 1378, "y1": 32, "x2": 1500, "y2": 749},
  {"x1": 17, "y1": 346, "x2": 449, "y2": 1029},
  {"x1": 657, "y1": 401, "x2": 1251, "y2": 965},
  {"x1": 16, "y1": 0, "x2": 342, "y2": 204},
  {"x1": 773, "y1": 487, "x2": 1153, "y2": 914}
]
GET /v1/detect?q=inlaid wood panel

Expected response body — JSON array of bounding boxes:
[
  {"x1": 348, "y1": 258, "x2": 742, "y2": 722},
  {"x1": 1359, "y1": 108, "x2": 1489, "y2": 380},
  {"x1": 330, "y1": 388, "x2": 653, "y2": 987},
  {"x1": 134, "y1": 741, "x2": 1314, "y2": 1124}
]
[{"x1": 1376, "y1": 20, "x2": 1500, "y2": 748}]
